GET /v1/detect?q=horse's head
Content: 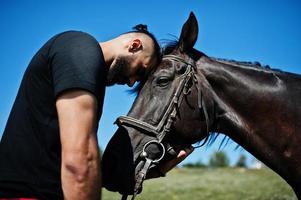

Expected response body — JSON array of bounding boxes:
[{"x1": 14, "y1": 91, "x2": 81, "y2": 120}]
[{"x1": 102, "y1": 12, "x2": 214, "y2": 195}]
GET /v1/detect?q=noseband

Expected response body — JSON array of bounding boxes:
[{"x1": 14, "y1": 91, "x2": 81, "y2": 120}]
[{"x1": 115, "y1": 55, "x2": 210, "y2": 200}]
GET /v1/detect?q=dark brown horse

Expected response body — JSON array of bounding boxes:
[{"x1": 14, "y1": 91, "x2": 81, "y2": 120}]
[{"x1": 102, "y1": 12, "x2": 301, "y2": 199}]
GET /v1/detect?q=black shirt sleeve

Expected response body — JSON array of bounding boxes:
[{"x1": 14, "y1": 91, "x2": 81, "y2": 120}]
[{"x1": 48, "y1": 31, "x2": 106, "y2": 101}]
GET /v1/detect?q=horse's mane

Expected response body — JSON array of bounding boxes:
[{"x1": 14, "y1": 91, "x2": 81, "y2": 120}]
[
  {"x1": 211, "y1": 57, "x2": 272, "y2": 70},
  {"x1": 210, "y1": 57, "x2": 286, "y2": 74},
  {"x1": 162, "y1": 40, "x2": 178, "y2": 55}
]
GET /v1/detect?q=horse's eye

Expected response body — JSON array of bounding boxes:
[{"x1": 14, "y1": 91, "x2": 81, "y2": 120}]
[{"x1": 156, "y1": 77, "x2": 170, "y2": 87}]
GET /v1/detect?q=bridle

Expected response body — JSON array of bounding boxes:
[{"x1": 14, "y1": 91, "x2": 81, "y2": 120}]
[{"x1": 115, "y1": 54, "x2": 211, "y2": 200}]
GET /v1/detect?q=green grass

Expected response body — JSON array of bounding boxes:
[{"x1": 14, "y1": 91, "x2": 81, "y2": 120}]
[{"x1": 102, "y1": 167, "x2": 297, "y2": 200}]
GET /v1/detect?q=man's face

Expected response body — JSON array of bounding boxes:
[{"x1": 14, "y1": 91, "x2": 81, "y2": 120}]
[
  {"x1": 106, "y1": 53, "x2": 155, "y2": 87},
  {"x1": 106, "y1": 55, "x2": 132, "y2": 86}
]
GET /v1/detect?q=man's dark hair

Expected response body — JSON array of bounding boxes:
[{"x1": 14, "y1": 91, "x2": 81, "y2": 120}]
[{"x1": 126, "y1": 24, "x2": 162, "y2": 65}]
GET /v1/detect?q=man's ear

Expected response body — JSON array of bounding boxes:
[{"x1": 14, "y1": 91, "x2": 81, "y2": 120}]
[{"x1": 129, "y1": 39, "x2": 142, "y2": 53}]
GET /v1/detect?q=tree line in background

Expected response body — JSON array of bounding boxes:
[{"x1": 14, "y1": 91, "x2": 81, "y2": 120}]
[
  {"x1": 100, "y1": 146, "x2": 252, "y2": 169},
  {"x1": 183, "y1": 151, "x2": 247, "y2": 168}
]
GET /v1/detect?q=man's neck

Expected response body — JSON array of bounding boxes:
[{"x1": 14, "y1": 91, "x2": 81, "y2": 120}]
[{"x1": 99, "y1": 40, "x2": 116, "y2": 69}]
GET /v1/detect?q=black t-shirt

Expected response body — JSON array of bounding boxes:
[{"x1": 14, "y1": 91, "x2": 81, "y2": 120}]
[{"x1": 0, "y1": 31, "x2": 107, "y2": 199}]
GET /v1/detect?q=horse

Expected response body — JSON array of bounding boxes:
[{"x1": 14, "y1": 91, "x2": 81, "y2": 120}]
[{"x1": 102, "y1": 12, "x2": 301, "y2": 199}]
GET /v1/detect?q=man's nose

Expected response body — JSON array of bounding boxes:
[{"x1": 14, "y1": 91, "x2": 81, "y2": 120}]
[{"x1": 127, "y1": 78, "x2": 136, "y2": 87}]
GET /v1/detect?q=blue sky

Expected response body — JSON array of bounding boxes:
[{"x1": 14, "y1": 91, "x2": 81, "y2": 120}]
[{"x1": 0, "y1": 0, "x2": 300, "y2": 167}]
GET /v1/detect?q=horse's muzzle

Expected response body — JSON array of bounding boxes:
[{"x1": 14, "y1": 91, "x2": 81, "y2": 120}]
[{"x1": 102, "y1": 127, "x2": 136, "y2": 195}]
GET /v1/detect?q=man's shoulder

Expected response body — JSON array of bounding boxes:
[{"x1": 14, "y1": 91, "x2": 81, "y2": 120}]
[
  {"x1": 48, "y1": 30, "x2": 103, "y2": 60},
  {"x1": 53, "y1": 30, "x2": 98, "y2": 45},
  {"x1": 58, "y1": 30, "x2": 96, "y2": 38}
]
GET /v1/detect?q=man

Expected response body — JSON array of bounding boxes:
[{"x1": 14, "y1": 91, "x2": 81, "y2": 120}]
[{"x1": 0, "y1": 25, "x2": 193, "y2": 200}]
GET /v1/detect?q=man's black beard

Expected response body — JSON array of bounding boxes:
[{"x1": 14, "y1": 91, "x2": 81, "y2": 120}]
[{"x1": 106, "y1": 56, "x2": 131, "y2": 86}]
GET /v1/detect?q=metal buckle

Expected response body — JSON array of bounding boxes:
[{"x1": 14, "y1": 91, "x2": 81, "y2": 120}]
[{"x1": 141, "y1": 140, "x2": 166, "y2": 163}]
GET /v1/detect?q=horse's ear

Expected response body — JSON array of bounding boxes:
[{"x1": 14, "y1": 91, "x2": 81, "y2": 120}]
[{"x1": 178, "y1": 12, "x2": 199, "y2": 52}]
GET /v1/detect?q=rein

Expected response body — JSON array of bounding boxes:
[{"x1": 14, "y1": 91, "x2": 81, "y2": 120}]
[{"x1": 115, "y1": 55, "x2": 211, "y2": 200}]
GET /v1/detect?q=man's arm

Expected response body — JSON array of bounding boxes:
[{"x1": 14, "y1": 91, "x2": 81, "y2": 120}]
[{"x1": 56, "y1": 90, "x2": 101, "y2": 200}]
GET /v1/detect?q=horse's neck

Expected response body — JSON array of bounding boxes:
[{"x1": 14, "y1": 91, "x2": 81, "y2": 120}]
[{"x1": 197, "y1": 57, "x2": 301, "y2": 186}]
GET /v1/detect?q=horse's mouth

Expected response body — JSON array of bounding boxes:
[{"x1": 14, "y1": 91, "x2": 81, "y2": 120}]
[
  {"x1": 102, "y1": 153, "x2": 136, "y2": 195},
  {"x1": 102, "y1": 159, "x2": 148, "y2": 195}
]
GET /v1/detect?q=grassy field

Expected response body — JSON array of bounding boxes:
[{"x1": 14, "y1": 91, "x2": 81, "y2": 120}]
[{"x1": 102, "y1": 167, "x2": 297, "y2": 200}]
